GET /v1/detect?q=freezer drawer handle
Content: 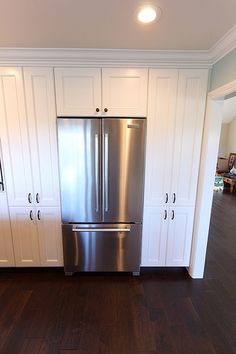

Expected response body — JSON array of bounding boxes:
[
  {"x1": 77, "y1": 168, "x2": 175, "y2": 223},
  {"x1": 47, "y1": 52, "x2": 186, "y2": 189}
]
[{"x1": 72, "y1": 228, "x2": 131, "y2": 233}]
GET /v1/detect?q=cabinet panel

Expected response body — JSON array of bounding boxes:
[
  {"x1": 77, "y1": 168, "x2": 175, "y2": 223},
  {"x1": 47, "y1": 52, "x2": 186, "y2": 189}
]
[
  {"x1": 170, "y1": 69, "x2": 208, "y2": 206},
  {"x1": 54, "y1": 68, "x2": 101, "y2": 116},
  {"x1": 37, "y1": 207, "x2": 63, "y2": 266},
  {"x1": 102, "y1": 68, "x2": 148, "y2": 116},
  {"x1": 23, "y1": 68, "x2": 60, "y2": 206},
  {"x1": 144, "y1": 69, "x2": 178, "y2": 206},
  {"x1": 10, "y1": 207, "x2": 40, "y2": 266},
  {"x1": 0, "y1": 68, "x2": 33, "y2": 206},
  {"x1": 166, "y1": 207, "x2": 194, "y2": 266},
  {"x1": 0, "y1": 194, "x2": 15, "y2": 266},
  {"x1": 141, "y1": 206, "x2": 168, "y2": 266}
]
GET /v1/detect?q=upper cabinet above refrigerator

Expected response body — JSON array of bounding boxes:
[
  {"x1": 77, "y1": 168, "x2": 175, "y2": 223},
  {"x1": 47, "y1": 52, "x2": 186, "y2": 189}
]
[{"x1": 54, "y1": 68, "x2": 148, "y2": 117}]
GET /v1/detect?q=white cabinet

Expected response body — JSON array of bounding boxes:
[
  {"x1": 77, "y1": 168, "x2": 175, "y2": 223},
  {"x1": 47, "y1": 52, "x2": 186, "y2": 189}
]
[
  {"x1": 54, "y1": 67, "x2": 148, "y2": 117},
  {"x1": 37, "y1": 207, "x2": 63, "y2": 266},
  {"x1": 101, "y1": 68, "x2": 148, "y2": 116},
  {"x1": 54, "y1": 68, "x2": 101, "y2": 116},
  {"x1": 0, "y1": 193, "x2": 15, "y2": 266},
  {"x1": 9, "y1": 206, "x2": 63, "y2": 267},
  {"x1": 0, "y1": 67, "x2": 60, "y2": 208},
  {"x1": 142, "y1": 206, "x2": 168, "y2": 266},
  {"x1": 0, "y1": 67, "x2": 63, "y2": 267},
  {"x1": 23, "y1": 67, "x2": 60, "y2": 207},
  {"x1": 142, "y1": 68, "x2": 208, "y2": 267},
  {"x1": 166, "y1": 207, "x2": 194, "y2": 266},
  {"x1": 0, "y1": 68, "x2": 33, "y2": 206},
  {"x1": 9, "y1": 207, "x2": 40, "y2": 267}
]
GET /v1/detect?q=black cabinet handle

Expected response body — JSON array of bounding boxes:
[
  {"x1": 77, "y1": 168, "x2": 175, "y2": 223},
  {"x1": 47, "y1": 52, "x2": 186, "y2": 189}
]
[
  {"x1": 104, "y1": 108, "x2": 108, "y2": 113},
  {"x1": 37, "y1": 210, "x2": 41, "y2": 220},
  {"x1": 171, "y1": 210, "x2": 175, "y2": 220},
  {"x1": 28, "y1": 193, "x2": 32, "y2": 204},
  {"x1": 36, "y1": 193, "x2": 39, "y2": 203},
  {"x1": 30, "y1": 210, "x2": 33, "y2": 220},
  {"x1": 164, "y1": 210, "x2": 167, "y2": 220},
  {"x1": 96, "y1": 107, "x2": 100, "y2": 112},
  {"x1": 173, "y1": 193, "x2": 176, "y2": 203},
  {"x1": 165, "y1": 193, "x2": 168, "y2": 203}
]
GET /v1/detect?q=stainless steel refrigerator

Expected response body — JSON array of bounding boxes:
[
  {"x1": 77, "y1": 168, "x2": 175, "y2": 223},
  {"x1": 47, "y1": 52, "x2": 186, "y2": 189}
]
[{"x1": 57, "y1": 117, "x2": 146, "y2": 275}]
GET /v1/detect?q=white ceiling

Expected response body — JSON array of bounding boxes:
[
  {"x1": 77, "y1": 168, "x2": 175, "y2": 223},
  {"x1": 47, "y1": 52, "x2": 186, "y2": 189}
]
[
  {"x1": 222, "y1": 96, "x2": 236, "y2": 124},
  {"x1": 0, "y1": 0, "x2": 236, "y2": 50}
]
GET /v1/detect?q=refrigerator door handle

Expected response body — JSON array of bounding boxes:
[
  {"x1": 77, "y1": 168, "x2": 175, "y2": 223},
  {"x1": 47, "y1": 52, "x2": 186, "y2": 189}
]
[
  {"x1": 95, "y1": 133, "x2": 99, "y2": 212},
  {"x1": 72, "y1": 227, "x2": 131, "y2": 232},
  {"x1": 104, "y1": 133, "x2": 109, "y2": 212}
]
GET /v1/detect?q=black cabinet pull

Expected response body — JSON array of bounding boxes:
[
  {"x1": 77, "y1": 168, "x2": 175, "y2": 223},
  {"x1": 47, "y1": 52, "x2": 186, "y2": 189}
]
[
  {"x1": 36, "y1": 193, "x2": 39, "y2": 203},
  {"x1": 28, "y1": 193, "x2": 32, "y2": 204},
  {"x1": 165, "y1": 193, "x2": 168, "y2": 203},
  {"x1": 30, "y1": 210, "x2": 33, "y2": 220},
  {"x1": 104, "y1": 108, "x2": 108, "y2": 113},
  {"x1": 96, "y1": 107, "x2": 100, "y2": 112},
  {"x1": 171, "y1": 210, "x2": 175, "y2": 220},
  {"x1": 164, "y1": 210, "x2": 167, "y2": 220},
  {"x1": 173, "y1": 193, "x2": 176, "y2": 203},
  {"x1": 37, "y1": 210, "x2": 41, "y2": 220}
]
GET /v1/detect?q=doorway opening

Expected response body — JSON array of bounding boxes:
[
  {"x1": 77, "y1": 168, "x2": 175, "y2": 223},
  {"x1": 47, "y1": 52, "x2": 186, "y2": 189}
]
[{"x1": 189, "y1": 80, "x2": 236, "y2": 278}]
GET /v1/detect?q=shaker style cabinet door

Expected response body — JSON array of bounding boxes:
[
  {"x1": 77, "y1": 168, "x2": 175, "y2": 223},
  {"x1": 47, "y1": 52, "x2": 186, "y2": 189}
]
[
  {"x1": 165, "y1": 207, "x2": 194, "y2": 266},
  {"x1": 54, "y1": 68, "x2": 102, "y2": 116},
  {"x1": 102, "y1": 68, "x2": 148, "y2": 117},
  {"x1": 0, "y1": 194, "x2": 15, "y2": 266},
  {"x1": 170, "y1": 69, "x2": 208, "y2": 207},
  {"x1": 0, "y1": 68, "x2": 33, "y2": 207},
  {"x1": 36, "y1": 207, "x2": 63, "y2": 266},
  {"x1": 23, "y1": 67, "x2": 60, "y2": 207},
  {"x1": 9, "y1": 207, "x2": 40, "y2": 267},
  {"x1": 143, "y1": 69, "x2": 178, "y2": 207},
  {"x1": 141, "y1": 206, "x2": 168, "y2": 266}
]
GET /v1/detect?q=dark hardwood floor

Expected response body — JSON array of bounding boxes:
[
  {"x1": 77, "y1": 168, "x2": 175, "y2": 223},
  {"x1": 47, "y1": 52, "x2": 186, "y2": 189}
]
[{"x1": 0, "y1": 191, "x2": 236, "y2": 354}]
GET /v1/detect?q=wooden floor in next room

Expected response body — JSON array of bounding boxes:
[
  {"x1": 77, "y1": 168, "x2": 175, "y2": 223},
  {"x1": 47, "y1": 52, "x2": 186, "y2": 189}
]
[{"x1": 0, "y1": 191, "x2": 235, "y2": 354}]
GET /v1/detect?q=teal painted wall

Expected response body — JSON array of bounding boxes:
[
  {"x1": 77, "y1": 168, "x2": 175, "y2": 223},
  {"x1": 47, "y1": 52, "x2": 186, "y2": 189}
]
[{"x1": 210, "y1": 49, "x2": 236, "y2": 91}]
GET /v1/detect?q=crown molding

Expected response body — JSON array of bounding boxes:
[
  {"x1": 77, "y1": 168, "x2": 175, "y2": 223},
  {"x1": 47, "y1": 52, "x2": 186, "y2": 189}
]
[
  {"x1": 0, "y1": 25, "x2": 235, "y2": 67},
  {"x1": 209, "y1": 25, "x2": 236, "y2": 64},
  {"x1": 0, "y1": 47, "x2": 212, "y2": 68}
]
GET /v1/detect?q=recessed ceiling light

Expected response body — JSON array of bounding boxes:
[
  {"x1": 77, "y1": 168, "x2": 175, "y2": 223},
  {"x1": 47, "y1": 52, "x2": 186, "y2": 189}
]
[{"x1": 137, "y1": 5, "x2": 161, "y2": 24}]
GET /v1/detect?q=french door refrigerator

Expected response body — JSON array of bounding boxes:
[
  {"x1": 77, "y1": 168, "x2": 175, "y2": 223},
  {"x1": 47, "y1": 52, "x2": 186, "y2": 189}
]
[{"x1": 57, "y1": 117, "x2": 146, "y2": 275}]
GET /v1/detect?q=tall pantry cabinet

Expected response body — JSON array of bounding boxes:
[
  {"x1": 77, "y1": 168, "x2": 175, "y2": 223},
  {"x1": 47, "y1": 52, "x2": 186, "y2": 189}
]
[
  {"x1": 142, "y1": 68, "x2": 208, "y2": 267},
  {"x1": 0, "y1": 67, "x2": 62, "y2": 266}
]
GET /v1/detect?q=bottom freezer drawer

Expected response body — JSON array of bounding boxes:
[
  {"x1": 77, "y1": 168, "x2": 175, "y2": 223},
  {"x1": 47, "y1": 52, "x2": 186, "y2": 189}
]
[{"x1": 62, "y1": 223, "x2": 142, "y2": 272}]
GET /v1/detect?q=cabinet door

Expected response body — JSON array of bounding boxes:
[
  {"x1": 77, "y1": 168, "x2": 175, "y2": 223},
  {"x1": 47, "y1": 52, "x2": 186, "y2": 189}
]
[
  {"x1": 144, "y1": 69, "x2": 178, "y2": 207},
  {"x1": 0, "y1": 194, "x2": 15, "y2": 266},
  {"x1": 54, "y1": 68, "x2": 101, "y2": 116},
  {"x1": 0, "y1": 68, "x2": 33, "y2": 206},
  {"x1": 9, "y1": 207, "x2": 40, "y2": 266},
  {"x1": 23, "y1": 68, "x2": 60, "y2": 207},
  {"x1": 102, "y1": 68, "x2": 148, "y2": 117},
  {"x1": 170, "y1": 69, "x2": 208, "y2": 207},
  {"x1": 141, "y1": 206, "x2": 168, "y2": 266},
  {"x1": 166, "y1": 207, "x2": 194, "y2": 266},
  {"x1": 36, "y1": 207, "x2": 63, "y2": 266}
]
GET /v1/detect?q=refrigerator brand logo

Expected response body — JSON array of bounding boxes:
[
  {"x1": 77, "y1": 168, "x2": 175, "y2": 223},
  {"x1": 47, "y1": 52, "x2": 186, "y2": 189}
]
[{"x1": 127, "y1": 124, "x2": 140, "y2": 129}]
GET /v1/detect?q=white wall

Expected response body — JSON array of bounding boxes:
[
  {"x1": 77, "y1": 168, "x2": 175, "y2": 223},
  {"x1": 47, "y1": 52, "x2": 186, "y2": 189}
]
[
  {"x1": 210, "y1": 49, "x2": 236, "y2": 90},
  {"x1": 218, "y1": 123, "x2": 229, "y2": 158},
  {"x1": 226, "y1": 116, "x2": 236, "y2": 156}
]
